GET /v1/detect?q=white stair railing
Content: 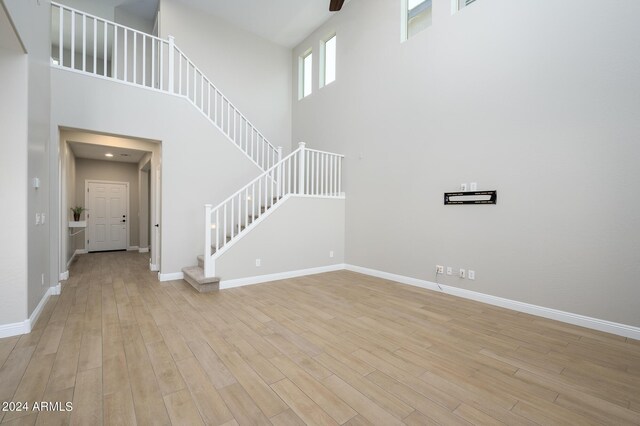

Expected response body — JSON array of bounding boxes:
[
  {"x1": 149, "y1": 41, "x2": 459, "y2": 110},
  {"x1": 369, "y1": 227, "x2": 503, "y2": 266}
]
[
  {"x1": 50, "y1": 2, "x2": 280, "y2": 171},
  {"x1": 203, "y1": 142, "x2": 344, "y2": 277}
]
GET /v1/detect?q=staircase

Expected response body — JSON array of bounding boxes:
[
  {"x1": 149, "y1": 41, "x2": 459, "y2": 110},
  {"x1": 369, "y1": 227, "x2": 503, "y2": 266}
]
[
  {"x1": 181, "y1": 195, "x2": 280, "y2": 292},
  {"x1": 51, "y1": 2, "x2": 280, "y2": 172},
  {"x1": 182, "y1": 142, "x2": 344, "y2": 292},
  {"x1": 50, "y1": 3, "x2": 345, "y2": 292}
]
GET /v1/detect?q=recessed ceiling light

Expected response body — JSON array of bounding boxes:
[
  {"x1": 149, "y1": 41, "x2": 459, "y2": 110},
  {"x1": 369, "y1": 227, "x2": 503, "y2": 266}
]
[{"x1": 105, "y1": 153, "x2": 114, "y2": 157}]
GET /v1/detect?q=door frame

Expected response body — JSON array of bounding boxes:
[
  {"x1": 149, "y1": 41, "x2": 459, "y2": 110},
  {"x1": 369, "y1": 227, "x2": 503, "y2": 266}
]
[
  {"x1": 151, "y1": 162, "x2": 161, "y2": 271},
  {"x1": 84, "y1": 179, "x2": 130, "y2": 252}
]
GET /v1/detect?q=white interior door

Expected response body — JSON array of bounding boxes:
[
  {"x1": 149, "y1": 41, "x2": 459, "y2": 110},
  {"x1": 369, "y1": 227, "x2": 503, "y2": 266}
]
[{"x1": 87, "y1": 181, "x2": 128, "y2": 252}]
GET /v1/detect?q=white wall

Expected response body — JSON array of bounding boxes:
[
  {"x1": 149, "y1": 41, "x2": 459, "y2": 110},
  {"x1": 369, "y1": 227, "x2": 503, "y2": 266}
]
[
  {"x1": 159, "y1": 0, "x2": 292, "y2": 152},
  {"x1": 74, "y1": 158, "x2": 140, "y2": 249},
  {"x1": 0, "y1": 24, "x2": 28, "y2": 326},
  {"x1": 216, "y1": 197, "x2": 345, "y2": 280},
  {"x1": 115, "y1": 6, "x2": 154, "y2": 34},
  {"x1": 54, "y1": 0, "x2": 114, "y2": 22},
  {"x1": 292, "y1": 0, "x2": 640, "y2": 327},
  {"x1": 4, "y1": 0, "x2": 52, "y2": 317},
  {"x1": 51, "y1": 69, "x2": 262, "y2": 275}
]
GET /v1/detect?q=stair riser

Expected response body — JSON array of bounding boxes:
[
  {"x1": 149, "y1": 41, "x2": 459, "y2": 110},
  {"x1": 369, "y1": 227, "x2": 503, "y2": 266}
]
[{"x1": 183, "y1": 273, "x2": 219, "y2": 293}]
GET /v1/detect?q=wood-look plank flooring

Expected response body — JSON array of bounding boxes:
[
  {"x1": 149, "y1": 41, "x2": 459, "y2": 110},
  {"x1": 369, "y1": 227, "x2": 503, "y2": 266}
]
[{"x1": 1, "y1": 251, "x2": 639, "y2": 425}]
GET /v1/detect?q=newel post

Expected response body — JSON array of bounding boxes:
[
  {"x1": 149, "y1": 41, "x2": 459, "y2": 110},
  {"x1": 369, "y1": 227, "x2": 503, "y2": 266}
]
[
  {"x1": 298, "y1": 142, "x2": 306, "y2": 195},
  {"x1": 168, "y1": 35, "x2": 175, "y2": 93},
  {"x1": 204, "y1": 204, "x2": 213, "y2": 277}
]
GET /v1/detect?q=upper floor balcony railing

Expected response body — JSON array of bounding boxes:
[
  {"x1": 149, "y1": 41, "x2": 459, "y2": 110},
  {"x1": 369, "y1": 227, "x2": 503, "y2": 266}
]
[{"x1": 50, "y1": 2, "x2": 281, "y2": 171}]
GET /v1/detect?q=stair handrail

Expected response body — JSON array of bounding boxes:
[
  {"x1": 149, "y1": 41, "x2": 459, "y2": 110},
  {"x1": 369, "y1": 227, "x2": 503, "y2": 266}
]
[
  {"x1": 209, "y1": 148, "x2": 295, "y2": 216},
  {"x1": 171, "y1": 45, "x2": 280, "y2": 170},
  {"x1": 204, "y1": 142, "x2": 345, "y2": 276},
  {"x1": 50, "y1": 1, "x2": 280, "y2": 171}
]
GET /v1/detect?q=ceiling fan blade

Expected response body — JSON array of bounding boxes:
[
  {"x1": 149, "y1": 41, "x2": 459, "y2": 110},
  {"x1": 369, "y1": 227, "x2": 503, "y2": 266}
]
[{"x1": 329, "y1": 0, "x2": 345, "y2": 12}]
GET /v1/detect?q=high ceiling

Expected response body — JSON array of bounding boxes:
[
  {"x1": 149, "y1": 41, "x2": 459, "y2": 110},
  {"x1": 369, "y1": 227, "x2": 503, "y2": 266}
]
[
  {"x1": 172, "y1": 0, "x2": 337, "y2": 48},
  {"x1": 62, "y1": 0, "x2": 339, "y2": 48}
]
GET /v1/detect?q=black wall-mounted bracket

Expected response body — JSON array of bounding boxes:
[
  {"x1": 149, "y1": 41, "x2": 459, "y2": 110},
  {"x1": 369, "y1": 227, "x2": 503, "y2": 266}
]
[{"x1": 444, "y1": 190, "x2": 497, "y2": 205}]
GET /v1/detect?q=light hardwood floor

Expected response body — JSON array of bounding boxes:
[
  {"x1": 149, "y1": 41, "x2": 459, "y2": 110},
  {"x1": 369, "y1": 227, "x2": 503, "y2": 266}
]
[{"x1": 1, "y1": 252, "x2": 639, "y2": 425}]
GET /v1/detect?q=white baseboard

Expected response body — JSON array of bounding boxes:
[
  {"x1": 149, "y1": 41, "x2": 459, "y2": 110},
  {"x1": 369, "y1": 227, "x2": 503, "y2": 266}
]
[
  {"x1": 28, "y1": 286, "x2": 55, "y2": 333},
  {"x1": 51, "y1": 283, "x2": 62, "y2": 296},
  {"x1": 66, "y1": 254, "x2": 75, "y2": 270},
  {"x1": 158, "y1": 272, "x2": 184, "y2": 282},
  {"x1": 219, "y1": 264, "x2": 347, "y2": 290},
  {"x1": 0, "y1": 320, "x2": 29, "y2": 339},
  {"x1": 138, "y1": 247, "x2": 149, "y2": 253},
  {"x1": 59, "y1": 270, "x2": 69, "y2": 281},
  {"x1": 160, "y1": 263, "x2": 345, "y2": 285},
  {"x1": 0, "y1": 283, "x2": 63, "y2": 338},
  {"x1": 28, "y1": 290, "x2": 50, "y2": 328},
  {"x1": 127, "y1": 246, "x2": 139, "y2": 251},
  {"x1": 345, "y1": 264, "x2": 640, "y2": 340},
  {"x1": 65, "y1": 249, "x2": 86, "y2": 270}
]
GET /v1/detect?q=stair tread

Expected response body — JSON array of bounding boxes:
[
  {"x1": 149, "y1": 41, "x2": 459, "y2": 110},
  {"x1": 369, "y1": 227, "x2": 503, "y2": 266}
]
[{"x1": 182, "y1": 266, "x2": 220, "y2": 284}]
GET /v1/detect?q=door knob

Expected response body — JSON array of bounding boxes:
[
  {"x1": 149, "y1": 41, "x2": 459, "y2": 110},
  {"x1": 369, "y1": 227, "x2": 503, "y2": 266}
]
[{"x1": 122, "y1": 219, "x2": 126, "y2": 223}]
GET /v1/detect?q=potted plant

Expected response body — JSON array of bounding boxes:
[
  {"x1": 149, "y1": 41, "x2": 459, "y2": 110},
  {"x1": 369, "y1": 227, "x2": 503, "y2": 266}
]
[{"x1": 71, "y1": 206, "x2": 87, "y2": 221}]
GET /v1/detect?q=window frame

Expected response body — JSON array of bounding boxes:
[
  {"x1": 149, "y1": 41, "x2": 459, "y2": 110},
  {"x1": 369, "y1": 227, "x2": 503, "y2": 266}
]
[
  {"x1": 401, "y1": 0, "x2": 433, "y2": 42},
  {"x1": 299, "y1": 49, "x2": 313, "y2": 99},
  {"x1": 320, "y1": 33, "x2": 337, "y2": 89}
]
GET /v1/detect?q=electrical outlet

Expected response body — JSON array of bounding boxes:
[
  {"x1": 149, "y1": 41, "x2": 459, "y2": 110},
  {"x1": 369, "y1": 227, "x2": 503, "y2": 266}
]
[
  {"x1": 446, "y1": 267, "x2": 452, "y2": 275},
  {"x1": 459, "y1": 268, "x2": 466, "y2": 278},
  {"x1": 255, "y1": 259, "x2": 261, "y2": 267},
  {"x1": 436, "y1": 265, "x2": 444, "y2": 274},
  {"x1": 41, "y1": 213, "x2": 46, "y2": 224},
  {"x1": 35, "y1": 213, "x2": 40, "y2": 225},
  {"x1": 329, "y1": 250, "x2": 334, "y2": 258},
  {"x1": 470, "y1": 182, "x2": 478, "y2": 191},
  {"x1": 468, "y1": 270, "x2": 475, "y2": 280},
  {"x1": 460, "y1": 183, "x2": 468, "y2": 191}
]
